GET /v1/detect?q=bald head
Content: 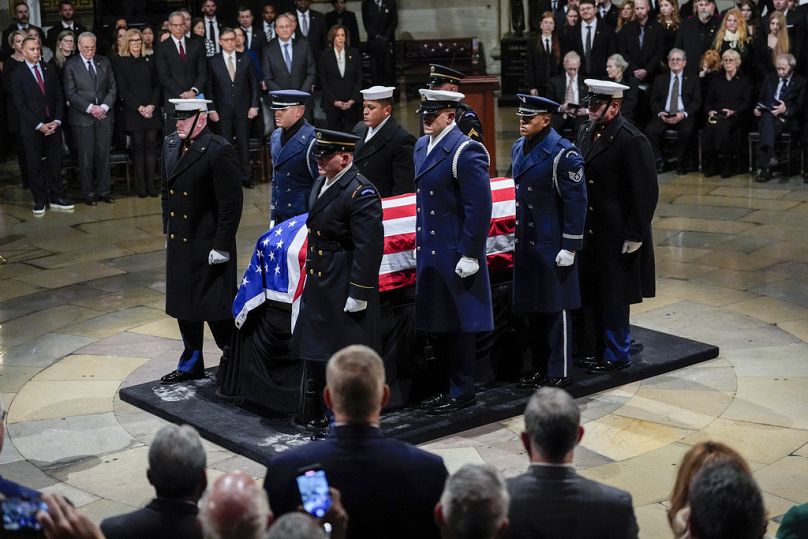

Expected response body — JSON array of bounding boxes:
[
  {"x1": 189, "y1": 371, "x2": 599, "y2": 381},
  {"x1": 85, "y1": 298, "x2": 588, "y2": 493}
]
[{"x1": 198, "y1": 472, "x2": 272, "y2": 539}]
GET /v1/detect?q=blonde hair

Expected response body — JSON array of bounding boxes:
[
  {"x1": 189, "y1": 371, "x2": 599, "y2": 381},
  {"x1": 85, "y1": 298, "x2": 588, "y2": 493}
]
[
  {"x1": 768, "y1": 11, "x2": 790, "y2": 63},
  {"x1": 325, "y1": 345, "x2": 385, "y2": 421},
  {"x1": 713, "y1": 8, "x2": 750, "y2": 51},
  {"x1": 119, "y1": 28, "x2": 143, "y2": 57}
]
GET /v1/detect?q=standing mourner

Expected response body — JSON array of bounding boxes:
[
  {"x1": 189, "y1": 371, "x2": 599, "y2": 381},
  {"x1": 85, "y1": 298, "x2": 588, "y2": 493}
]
[
  {"x1": 511, "y1": 95, "x2": 587, "y2": 390},
  {"x1": 574, "y1": 79, "x2": 658, "y2": 372},
  {"x1": 290, "y1": 129, "x2": 384, "y2": 432},
  {"x1": 160, "y1": 98, "x2": 243, "y2": 384},
  {"x1": 414, "y1": 89, "x2": 493, "y2": 415},
  {"x1": 268, "y1": 90, "x2": 319, "y2": 226}
]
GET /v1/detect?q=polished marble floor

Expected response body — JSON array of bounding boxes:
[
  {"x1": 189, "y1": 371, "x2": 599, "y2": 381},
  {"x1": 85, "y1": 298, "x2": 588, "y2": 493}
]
[{"x1": 1, "y1": 105, "x2": 808, "y2": 537}]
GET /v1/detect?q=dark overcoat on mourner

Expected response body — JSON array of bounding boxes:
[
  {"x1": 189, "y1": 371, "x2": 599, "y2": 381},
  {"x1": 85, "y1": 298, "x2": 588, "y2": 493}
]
[
  {"x1": 511, "y1": 128, "x2": 587, "y2": 313},
  {"x1": 575, "y1": 114, "x2": 658, "y2": 307},
  {"x1": 269, "y1": 122, "x2": 319, "y2": 224},
  {"x1": 352, "y1": 116, "x2": 416, "y2": 197},
  {"x1": 291, "y1": 165, "x2": 384, "y2": 362},
  {"x1": 414, "y1": 125, "x2": 493, "y2": 333},
  {"x1": 161, "y1": 129, "x2": 243, "y2": 321}
]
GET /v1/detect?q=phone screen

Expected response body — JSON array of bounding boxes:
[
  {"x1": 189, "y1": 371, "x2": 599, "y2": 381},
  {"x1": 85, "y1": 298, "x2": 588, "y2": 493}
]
[
  {"x1": 296, "y1": 468, "x2": 332, "y2": 518},
  {"x1": 1, "y1": 498, "x2": 48, "y2": 532}
]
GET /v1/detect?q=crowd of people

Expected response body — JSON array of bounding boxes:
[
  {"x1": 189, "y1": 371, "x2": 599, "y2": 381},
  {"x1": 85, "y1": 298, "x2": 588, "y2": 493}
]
[
  {"x1": 1, "y1": 345, "x2": 802, "y2": 538},
  {"x1": 524, "y1": 0, "x2": 808, "y2": 181}
]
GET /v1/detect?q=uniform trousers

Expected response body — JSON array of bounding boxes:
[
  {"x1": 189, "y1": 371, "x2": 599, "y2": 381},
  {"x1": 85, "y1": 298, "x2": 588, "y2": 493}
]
[
  {"x1": 433, "y1": 332, "x2": 476, "y2": 399},
  {"x1": 526, "y1": 310, "x2": 572, "y2": 378},
  {"x1": 176, "y1": 318, "x2": 233, "y2": 373},
  {"x1": 576, "y1": 305, "x2": 631, "y2": 363}
]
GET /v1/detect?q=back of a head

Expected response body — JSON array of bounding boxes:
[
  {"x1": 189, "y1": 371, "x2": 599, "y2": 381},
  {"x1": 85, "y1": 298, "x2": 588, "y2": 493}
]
[
  {"x1": 325, "y1": 344, "x2": 385, "y2": 421},
  {"x1": 440, "y1": 464, "x2": 509, "y2": 539},
  {"x1": 688, "y1": 462, "x2": 766, "y2": 539},
  {"x1": 266, "y1": 513, "x2": 326, "y2": 539},
  {"x1": 523, "y1": 387, "x2": 580, "y2": 462},
  {"x1": 198, "y1": 471, "x2": 272, "y2": 539},
  {"x1": 148, "y1": 424, "x2": 207, "y2": 499}
]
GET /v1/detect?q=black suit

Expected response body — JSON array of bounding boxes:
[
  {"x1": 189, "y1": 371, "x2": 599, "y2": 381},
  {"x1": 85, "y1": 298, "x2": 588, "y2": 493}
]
[
  {"x1": 295, "y1": 9, "x2": 328, "y2": 58},
  {"x1": 325, "y1": 9, "x2": 362, "y2": 46},
  {"x1": 263, "y1": 38, "x2": 316, "y2": 92},
  {"x1": 598, "y1": 4, "x2": 620, "y2": 28},
  {"x1": 45, "y1": 22, "x2": 86, "y2": 51},
  {"x1": 562, "y1": 19, "x2": 615, "y2": 78},
  {"x1": 353, "y1": 116, "x2": 416, "y2": 197},
  {"x1": 673, "y1": 16, "x2": 719, "y2": 76},
  {"x1": 755, "y1": 72, "x2": 806, "y2": 166},
  {"x1": 505, "y1": 465, "x2": 639, "y2": 539},
  {"x1": 2, "y1": 24, "x2": 45, "y2": 60},
  {"x1": 526, "y1": 37, "x2": 561, "y2": 95},
  {"x1": 264, "y1": 424, "x2": 447, "y2": 539},
  {"x1": 100, "y1": 498, "x2": 201, "y2": 539},
  {"x1": 616, "y1": 19, "x2": 664, "y2": 80},
  {"x1": 11, "y1": 61, "x2": 66, "y2": 207},
  {"x1": 154, "y1": 36, "x2": 208, "y2": 109},
  {"x1": 253, "y1": 20, "x2": 276, "y2": 58},
  {"x1": 207, "y1": 51, "x2": 260, "y2": 182},
  {"x1": 362, "y1": 0, "x2": 398, "y2": 85},
  {"x1": 547, "y1": 73, "x2": 588, "y2": 134},
  {"x1": 645, "y1": 70, "x2": 701, "y2": 165},
  {"x1": 701, "y1": 72, "x2": 752, "y2": 159},
  {"x1": 319, "y1": 47, "x2": 363, "y2": 131}
]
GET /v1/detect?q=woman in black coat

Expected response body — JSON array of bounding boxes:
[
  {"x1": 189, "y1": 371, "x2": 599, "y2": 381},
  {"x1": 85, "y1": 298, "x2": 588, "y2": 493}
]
[
  {"x1": 525, "y1": 11, "x2": 561, "y2": 97},
  {"x1": 112, "y1": 28, "x2": 162, "y2": 197},
  {"x1": 319, "y1": 25, "x2": 363, "y2": 132},
  {"x1": 701, "y1": 49, "x2": 753, "y2": 177}
]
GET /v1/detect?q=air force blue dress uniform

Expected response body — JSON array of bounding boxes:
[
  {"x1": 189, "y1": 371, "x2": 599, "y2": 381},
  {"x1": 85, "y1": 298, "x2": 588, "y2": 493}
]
[
  {"x1": 269, "y1": 90, "x2": 318, "y2": 225},
  {"x1": 414, "y1": 89, "x2": 493, "y2": 415},
  {"x1": 511, "y1": 95, "x2": 587, "y2": 385}
]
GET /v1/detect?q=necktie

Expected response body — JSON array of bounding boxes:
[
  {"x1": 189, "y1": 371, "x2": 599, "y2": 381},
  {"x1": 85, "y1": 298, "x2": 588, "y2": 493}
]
[
  {"x1": 639, "y1": 25, "x2": 645, "y2": 47},
  {"x1": 209, "y1": 20, "x2": 217, "y2": 51},
  {"x1": 301, "y1": 12, "x2": 309, "y2": 36},
  {"x1": 545, "y1": 38, "x2": 550, "y2": 54},
  {"x1": 243, "y1": 28, "x2": 251, "y2": 49},
  {"x1": 178, "y1": 40, "x2": 186, "y2": 60},
  {"x1": 87, "y1": 59, "x2": 97, "y2": 88},
  {"x1": 34, "y1": 64, "x2": 48, "y2": 116},
  {"x1": 283, "y1": 42, "x2": 292, "y2": 72},
  {"x1": 776, "y1": 77, "x2": 788, "y2": 100},
  {"x1": 552, "y1": 0, "x2": 557, "y2": 10},
  {"x1": 265, "y1": 23, "x2": 274, "y2": 41},
  {"x1": 584, "y1": 25, "x2": 592, "y2": 73},
  {"x1": 668, "y1": 75, "x2": 680, "y2": 113},
  {"x1": 227, "y1": 54, "x2": 236, "y2": 81},
  {"x1": 566, "y1": 77, "x2": 575, "y2": 103}
]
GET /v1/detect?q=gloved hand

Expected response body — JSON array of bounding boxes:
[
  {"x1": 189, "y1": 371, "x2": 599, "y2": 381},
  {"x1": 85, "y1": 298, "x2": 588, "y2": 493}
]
[
  {"x1": 555, "y1": 249, "x2": 575, "y2": 267},
  {"x1": 208, "y1": 249, "x2": 230, "y2": 265},
  {"x1": 621, "y1": 240, "x2": 642, "y2": 254},
  {"x1": 455, "y1": 256, "x2": 480, "y2": 278},
  {"x1": 344, "y1": 297, "x2": 368, "y2": 312},
  {"x1": 269, "y1": 219, "x2": 275, "y2": 230}
]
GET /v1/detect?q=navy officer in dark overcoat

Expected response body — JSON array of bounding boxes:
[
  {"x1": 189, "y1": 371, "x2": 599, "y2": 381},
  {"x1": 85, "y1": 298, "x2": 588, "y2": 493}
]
[
  {"x1": 268, "y1": 90, "x2": 319, "y2": 226},
  {"x1": 160, "y1": 97, "x2": 244, "y2": 384},
  {"x1": 512, "y1": 94, "x2": 587, "y2": 390},
  {"x1": 414, "y1": 89, "x2": 493, "y2": 415},
  {"x1": 574, "y1": 79, "x2": 658, "y2": 373},
  {"x1": 291, "y1": 128, "x2": 384, "y2": 431}
]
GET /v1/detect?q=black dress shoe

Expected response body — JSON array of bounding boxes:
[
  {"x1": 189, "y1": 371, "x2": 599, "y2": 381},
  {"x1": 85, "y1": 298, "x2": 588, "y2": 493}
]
[
  {"x1": 160, "y1": 369, "x2": 205, "y2": 384},
  {"x1": 420, "y1": 393, "x2": 447, "y2": 410},
  {"x1": 756, "y1": 169, "x2": 772, "y2": 183},
  {"x1": 676, "y1": 168, "x2": 688, "y2": 175},
  {"x1": 630, "y1": 341, "x2": 644, "y2": 356},
  {"x1": 517, "y1": 371, "x2": 547, "y2": 389},
  {"x1": 138, "y1": 193, "x2": 148, "y2": 198},
  {"x1": 306, "y1": 417, "x2": 330, "y2": 439},
  {"x1": 545, "y1": 376, "x2": 573, "y2": 388},
  {"x1": 574, "y1": 355, "x2": 599, "y2": 368},
  {"x1": 99, "y1": 194, "x2": 115, "y2": 204},
  {"x1": 587, "y1": 360, "x2": 631, "y2": 373},
  {"x1": 427, "y1": 394, "x2": 477, "y2": 415}
]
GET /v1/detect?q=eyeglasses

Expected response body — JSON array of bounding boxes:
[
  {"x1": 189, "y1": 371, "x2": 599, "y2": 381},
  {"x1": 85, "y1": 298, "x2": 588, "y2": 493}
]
[
  {"x1": 130, "y1": 38, "x2": 142, "y2": 42},
  {"x1": 669, "y1": 57, "x2": 684, "y2": 62}
]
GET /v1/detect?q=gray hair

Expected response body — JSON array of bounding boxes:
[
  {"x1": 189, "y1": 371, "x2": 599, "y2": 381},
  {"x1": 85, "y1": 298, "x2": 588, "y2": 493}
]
[
  {"x1": 608, "y1": 53, "x2": 629, "y2": 72},
  {"x1": 168, "y1": 10, "x2": 185, "y2": 21},
  {"x1": 668, "y1": 47, "x2": 686, "y2": 60},
  {"x1": 266, "y1": 513, "x2": 326, "y2": 539},
  {"x1": 148, "y1": 424, "x2": 206, "y2": 497},
  {"x1": 440, "y1": 464, "x2": 510, "y2": 539},
  {"x1": 524, "y1": 387, "x2": 580, "y2": 462},
  {"x1": 563, "y1": 50, "x2": 581, "y2": 65},
  {"x1": 77, "y1": 31, "x2": 96, "y2": 44},
  {"x1": 277, "y1": 12, "x2": 296, "y2": 25},
  {"x1": 198, "y1": 475, "x2": 271, "y2": 539},
  {"x1": 775, "y1": 53, "x2": 797, "y2": 68}
]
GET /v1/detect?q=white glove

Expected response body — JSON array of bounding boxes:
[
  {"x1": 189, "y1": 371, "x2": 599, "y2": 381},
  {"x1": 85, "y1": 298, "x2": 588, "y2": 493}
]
[
  {"x1": 208, "y1": 249, "x2": 230, "y2": 265},
  {"x1": 555, "y1": 249, "x2": 575, "y2": 267},
  {"x1": 455, "y1": 256, "x2": 480, "y2": 278},
  {"x1": 344, "y1": 297, "x2": 368, "y2": 312},
  {"x1": 269, "y1": 219, "x2": 275, "y2": 229},
  {"x1": 622, "y1": 240, "x2": 642, "y2": 254}
]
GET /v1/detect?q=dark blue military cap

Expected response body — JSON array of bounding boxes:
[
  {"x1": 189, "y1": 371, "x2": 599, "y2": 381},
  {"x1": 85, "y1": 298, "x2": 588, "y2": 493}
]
[
  {"x1": 312, "y1": 128, "x2": 361, "y2": 158},
  {"x1": 269, "y1": 89, "x2": 311, "y2": 109},
  {"x1": 516, "y1": 94, "x2": 561, "y2": 116},
  {"x1": 427, "y1": 64, "x2": 466, "y2": 87}
]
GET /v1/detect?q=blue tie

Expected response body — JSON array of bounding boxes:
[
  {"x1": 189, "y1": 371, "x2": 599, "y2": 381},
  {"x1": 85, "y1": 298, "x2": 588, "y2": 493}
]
[{"x1": 283, "y1": 43, "x2": 292, "y2": 73}]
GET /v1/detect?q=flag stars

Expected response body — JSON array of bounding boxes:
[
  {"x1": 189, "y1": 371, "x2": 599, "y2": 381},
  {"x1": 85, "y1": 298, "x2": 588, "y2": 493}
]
[
  {"x1": 241, "y1": 277, "x2": 249, "y2": 286},
  {"x1": 274, "y1": 265, "x2": 281, "y2": 274}
]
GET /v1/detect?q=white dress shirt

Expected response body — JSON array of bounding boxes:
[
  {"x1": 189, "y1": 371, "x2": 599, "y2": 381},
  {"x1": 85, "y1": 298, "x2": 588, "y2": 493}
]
[
  {"x1": 427, "y1": 121, "x2": 456, "y2": 155},
  {"x1": 365, "y1": 114, "x2": 391, "y2": 142}
]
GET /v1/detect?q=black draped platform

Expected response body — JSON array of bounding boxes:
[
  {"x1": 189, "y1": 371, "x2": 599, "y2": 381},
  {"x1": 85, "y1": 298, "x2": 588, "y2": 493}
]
[{"x1": 120, "y1": 278, "x2": 719, "y2": 463}]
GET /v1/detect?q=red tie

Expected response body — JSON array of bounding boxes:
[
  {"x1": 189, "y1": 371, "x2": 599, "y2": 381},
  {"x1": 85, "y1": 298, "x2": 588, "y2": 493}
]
[
  {"x1": 178, "y1": 40, "x2": 186, "y2": 60},
  {"x1": 33, "y1": 64, "x2": 49, "y2": 117}
]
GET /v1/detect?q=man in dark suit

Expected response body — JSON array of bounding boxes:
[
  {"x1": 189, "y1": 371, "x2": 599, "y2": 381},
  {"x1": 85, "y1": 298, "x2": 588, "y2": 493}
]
[
  {"x1": 294, "y1": 0, "x2": 328, "y2": 57},
  {"x1": 159, "y1": 98, "x2": 243, "y2": 384},
  {"x1": 326, "y1": 0, "x2": 362, "y2": 46},
  {"x1": 63, "y1": 32, "x2": 117, "y2": 206},
  {"x1": 616, "y1": 0, "x2": 663, "y2": 84},
  {"x1": 100, "y1": 424, "x2": 206, "y2": 539},
  {"x1": 562, "y1": 0, "x2": 615, "y2": 79},
  {"x1": 236, "y1": 6, "x2": 261, "y2": 52},
  {"x1": 263, "y1": 13, "x2": 316, "y2": 92},
  {"x1": 155, "y1": 11, "x2": 208, "y2": 131},
  {"x1": 207, "y1": 28, "x2": 260, "y2": 188},
  {"x1": 254, "y1": 2, "x2": 278, "y2": 55},
  {"x1": 12, "y1": 37, "x2": 72, "y2": 215},
  {"x1": 265, "y1": 344, "x2": 448, "y2": 538},
  {"x1": 645, "y1": 48, "x2": 700, "y2": 173},
  {"x1": 353, "y1": 85, "x2": 416, "y2": 197},
  {"x1": 2, "y1": 1, "x2": 45, "y2": 60},
  {"x1": 673, "y1": 0, "x2": 719, "y2": 77},
  {"x1": 754, "y1": 53, "x2": 806, "y2": 182},
  {"x1": 505, "y1": 387, "x2": 639, "y2": 538},
  {"x1": 597, "y1": 0, "x2": 620, "y2": 27},
  {"x1": 362, "y1": 0, "x2": 397, "y2": 85},
  {"x1": 202, "y1": 0, "x2": 224, "y2": 54},
  {"x1": 547, "y1": 51, "x2": 589, "y2": 135},
  {"x1": 45, "y1": 0, "x2": 86, "y2": 51}
]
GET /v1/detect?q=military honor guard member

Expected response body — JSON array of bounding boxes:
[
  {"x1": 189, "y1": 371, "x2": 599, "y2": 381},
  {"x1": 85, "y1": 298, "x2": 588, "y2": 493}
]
[
  {"x1": 268, "y1": 89, "x2": 319, "y2": 226},
  {"x1": 414, "y1": 89, "x2": 493, "y2": 415},
  {"x1": 511, "y1": 94, "x2": 587, "y2": 390},
  {"x1": 291, "y1": 128, "x2": 384, "y2": 431},
  {"x1": 574, "y1": 80, "x2": 658, "y2": 373},
  {"x1": 160, "y1": 97, "x2": 244, "y2": 384},
  {"x1": 424, "y1": 64, "x2": 484, "y2": 143}
]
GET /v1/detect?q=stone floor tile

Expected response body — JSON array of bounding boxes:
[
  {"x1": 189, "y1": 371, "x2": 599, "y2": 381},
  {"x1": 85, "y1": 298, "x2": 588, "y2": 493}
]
[
  {"x1": 722, "y1": 343, "x2": 808, "y2": 377},
  {"x1": 114, "y1": 237, "x2": 165, "y2": 255},
  {"x1": 640, "y1": 362, "x2": 736, "y2": 393},
  {"x1": 673, "y1": 194, "x2": 799, "y2": 211},
  {"x1": 614, "y1": 388, "x2": 733, "y2": 431},
  {"x1": 0, "y1": 284, "x2": 105, "y2": 316},
  {"x1": 70, "y1": 287, "x2": 165, "y2": 313},
  {"x1": 0, "y1": 279, "x2": 43, "y2": 301},
  {"x1": 0, "y1": 429, "x2": 25, "y2": 465},
  {"x1": 654, "y1": 203, "x2": 751, "y2": 221},
  {"x1": 33, "y1": 355, "x2": 149, "y2": 382},
  {"x1": 113, "y1": 409, "x2": 173, "y2": 446},
  {"x1": 743, "y1": 209, "x2": 808, "y2": 227},
  {"x1": 579, "y1": 415, "x2": 694, "y2": 462},
  {"x1": 754, "y1": 456, "x2": 808, "y2": 503},
  {"x1": 76, "y1": 498, "x2": 138, "y2": 524},
  {"x1": 795, "y1": 443, "x2": 808, "y2": 457},
  {"x1": 25, "y1": 246, "x2": 135, "y2": 270},
  {"x1": 14, "y1": 261, "x2": 127, "y2": 290},
  {"x1": 0, "y1": 261, "x2": 41, "y2": 279},
  {"x1": 634, "y1": 503, "x2": 673, "y2": 539},
  {"x1": 30, "y1": 232, "x2": 154, "y2": 255},
  {"x1": 653, "y1": 279, "x2": 758, "y2": 307},
  {"x1": 660, "y1": 230, "x2": 779, "y2": 254},
  {"x1": 752, "y1": 242, "x2": 808, "y2": 265},
  {"x1": 578, "y1": 383, "x2": 640, "y2": 424},
  {"x1": 61, "y1": 307, "x2": 166, "y2": 339},
  {"x1": 752, "y1": 280, "x2": 808, "y2": 309},
  {"x1": 654, "y1": 217, "x2": 755, "y2": 235},
  {"x1": 0, "y1": 366, "x2": 41, "y2": 392},
  {"x1": 653, "y1": 245, "x2": 713, "y2": 264},
  {"x1": 695, "y1": 268, "x2": 786, "y2": 292},
  {"x1": 726, "y1": 297, "x2": 808, "y2": 324},
  {"x1": 763, "y1": 492, "x2": 800, "y2": 523},
  {"x1": 571, "y1": 444, "x2": 615, "y2": 469},
  {"x1": 0, "y1": 333, "x2": 97, "y2": 367},
  {"x1": 41, "y1": 482, "x2": 100, "y2": 507},
  {"x1": 424, "y1": 447, "x2": 486, "y2": 475},
  {"x1": 127, "y1": 318, "x2": 183, "y2": 340},
  {"x1": 75, "y1": 332, "x2": 180, "y2": 359},
  {"x1": 105, "y1": 251, "x2": 166, "y2": 274},
  {"x1": 709, "y1": 186, "x2": 792, "y2": 199},
  {"x1": 9, "y1": 380, "x2": 120, "y2": 423},
  {"x1": 744, "y1": 224, "x2": 808, "y2": 242},
  {"x1": 0, "y1": 459, "x2": 60, "y2": 490},
  {"x1": 421, "y1": 422, "x2": 522, "y2": 450},
  {"x1": 211, "y1": 454, "x2": 267, "y2": 480},
  {"x1": 475, "y1": 442, "x2": 530, "y2": 479},
  {"x1": 655, "y1": 261, "x2": 716, "y2": 280},
  {"x1": 690, "y1": 251, "x2": 780, "y2": 272},
  {"x1": 0, "y1": 305, "x2": 103, "y2": 347},
  {"x1": 723, "y1": 378, "x2": 808, "y2": 431},
  {"x1": 681, "y1": 418, "x2": 808, "y2": 465}
]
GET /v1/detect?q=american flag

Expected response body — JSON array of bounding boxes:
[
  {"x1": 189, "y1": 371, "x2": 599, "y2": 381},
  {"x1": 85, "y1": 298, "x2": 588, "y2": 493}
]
[{"x1": 233, "y1": 177, "x2": 516, "y2": 330}]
